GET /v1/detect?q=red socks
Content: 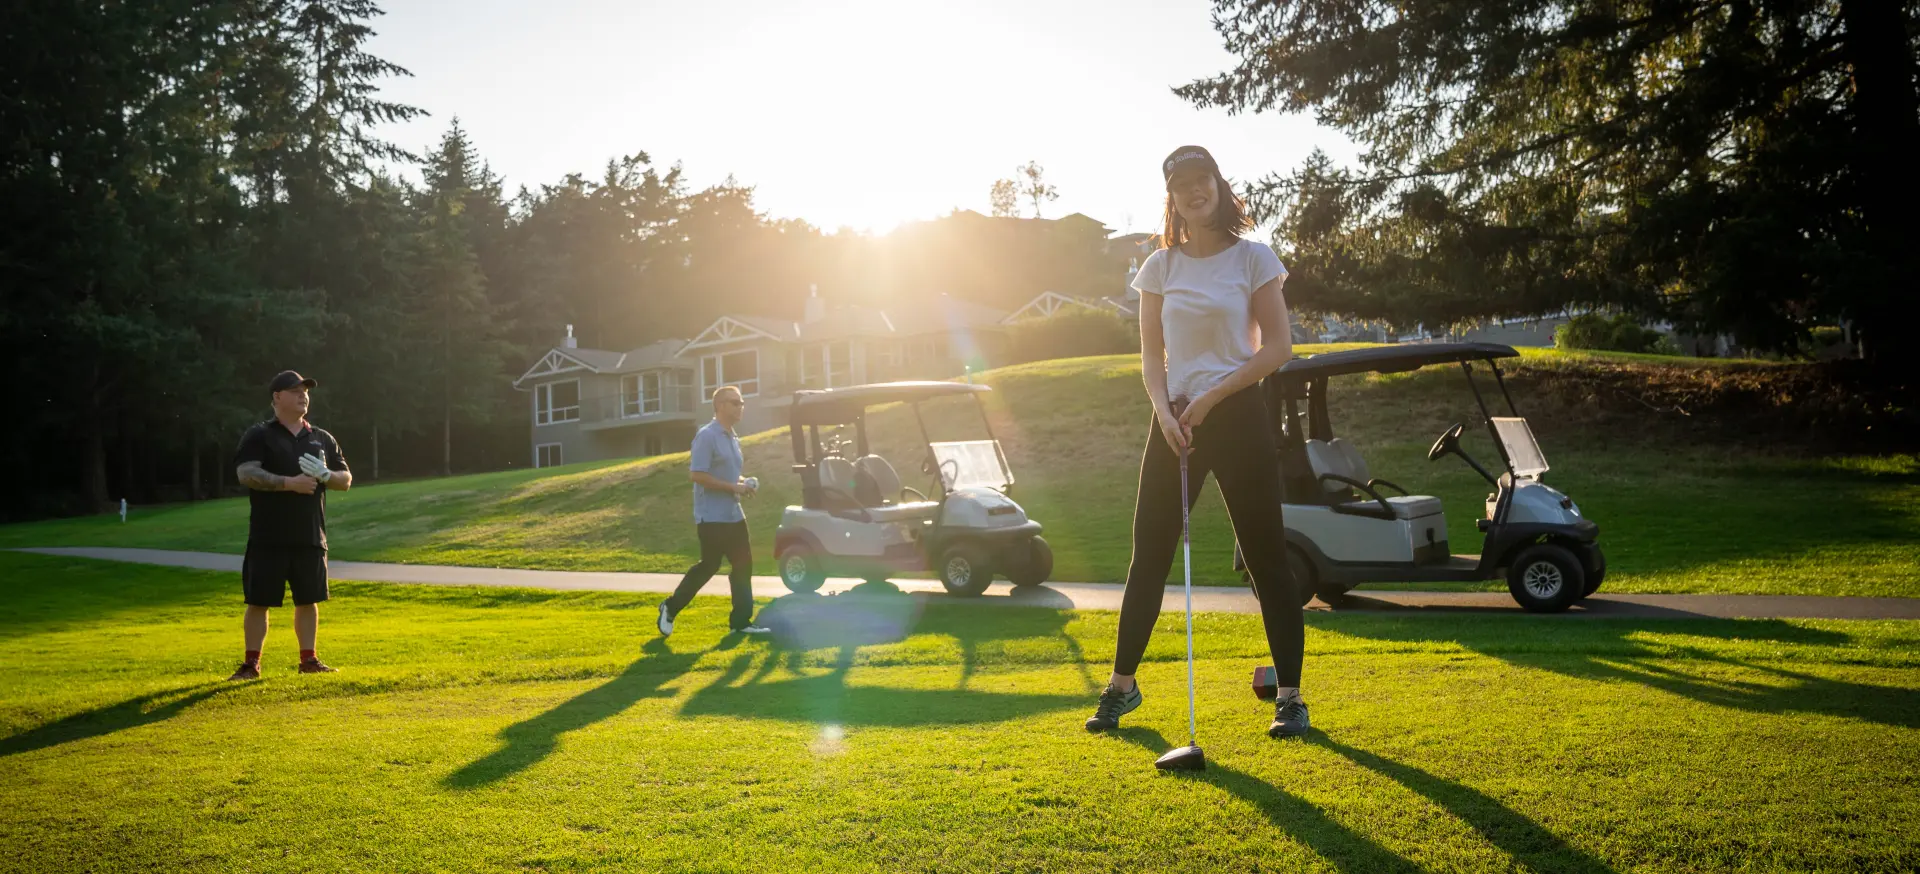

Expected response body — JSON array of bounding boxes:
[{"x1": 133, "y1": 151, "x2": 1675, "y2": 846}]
[
  {"x1": 244, "y1": 650, "x2": 261, "y2": 667},
  {"x1": 300, "y1": 649, "x2": 316, "y2": 663}
]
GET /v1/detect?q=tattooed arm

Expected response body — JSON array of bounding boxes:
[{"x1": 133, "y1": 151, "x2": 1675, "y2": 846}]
[{"x1": 237, "y1": 461, "x2": 317, "y2": 494}]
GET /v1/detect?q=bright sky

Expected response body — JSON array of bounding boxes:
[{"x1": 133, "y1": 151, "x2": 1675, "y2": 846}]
[{"x1": 366, "y1": 0, "x2": 1353, "y2": 236}]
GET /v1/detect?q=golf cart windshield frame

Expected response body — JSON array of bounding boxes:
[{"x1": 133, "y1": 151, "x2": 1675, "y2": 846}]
[
  {"x1": 785, "y1": 381, "x2": 1012, "y2": 503},
  {"x1": 1265, "y1": 343, "x2": 1529, "y2": 480}
]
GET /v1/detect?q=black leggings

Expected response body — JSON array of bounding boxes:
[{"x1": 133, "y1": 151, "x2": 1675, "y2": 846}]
[
  {"x1": 1112, "y1": 384, "x2": 1305, "y2": 687},
  {"x1": 666, "y1": 521, "x2": 757, "y2": 631}
]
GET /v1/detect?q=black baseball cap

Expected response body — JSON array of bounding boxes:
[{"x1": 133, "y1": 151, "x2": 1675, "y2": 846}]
[
  {"x1": 1162, "y1": 145, "x2": 1219, "y2": 186},
  {"x1": 269, "y1": 370, "x2": 317, "y2": 393}
]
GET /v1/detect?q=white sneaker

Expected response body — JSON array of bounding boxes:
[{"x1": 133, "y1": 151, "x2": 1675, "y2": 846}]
[
  {"x1": 735, "y1": 624, "x2": 772, "y2": 635},
  {"x1": 657, "y1": 602, "x2": 675, "y2": 637}
]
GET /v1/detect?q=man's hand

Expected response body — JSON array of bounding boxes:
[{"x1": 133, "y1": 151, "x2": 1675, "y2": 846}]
[
  {"x1": 285, "y1": 474, "x2": 319, "y2": 495},
  {"x1": 298, "y1": 453, "x2": 332, "y2": 484}
]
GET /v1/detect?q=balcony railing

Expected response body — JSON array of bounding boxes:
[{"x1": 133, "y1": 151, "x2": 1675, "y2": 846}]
[{"x1": 577, "y1": 385, "x2": 698, "y2": 426}]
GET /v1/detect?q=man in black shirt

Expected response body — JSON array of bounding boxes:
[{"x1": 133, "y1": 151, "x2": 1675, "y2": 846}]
[{"x1": 227, "y1": 370, "x2": 353, "y2": 680}]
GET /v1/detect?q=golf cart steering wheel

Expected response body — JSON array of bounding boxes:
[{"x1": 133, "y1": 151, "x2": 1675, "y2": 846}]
[{"x1": 1428, "y1": 423, "x2": 1465, "y2": 462}]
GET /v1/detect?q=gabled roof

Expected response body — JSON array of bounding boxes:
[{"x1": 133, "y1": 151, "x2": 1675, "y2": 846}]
[
  {"x1": 1003, "y1": 290, "x2": 1140, "y2": 323},
  {"x1": 678, "y1": 296, "x2": 1010, "y2": 354},
  {"x1": 1002, "y1": 291, "x2": 1104, "y2": 324},
  {"x1": 513, "y1": 339, "x2": 689, "y2": 388}
]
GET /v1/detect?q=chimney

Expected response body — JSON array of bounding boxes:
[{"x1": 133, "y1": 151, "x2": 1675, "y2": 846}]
[
  {"x1": 563, "y1": 324, "x2": 577, "y2": 349},
  {"x1": 803, "y1": 284, "x2": 825, "y2": 324}
]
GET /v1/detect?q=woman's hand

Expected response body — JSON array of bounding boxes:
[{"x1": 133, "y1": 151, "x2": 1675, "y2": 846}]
[
  {"x1": 1177, "y1": 388, "x2": 1223, "y2": 434},
  {"x1": 1157, "y1": 402, "x2": 1189, "y2": 453}
]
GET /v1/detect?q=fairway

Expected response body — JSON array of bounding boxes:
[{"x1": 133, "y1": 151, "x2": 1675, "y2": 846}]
[
  {"x1": 2, "y1": 352, "x2": 1914, "y2": 599},
  {"x1": 3, "y1": 552, "x2": 1916, "y2": 873}
]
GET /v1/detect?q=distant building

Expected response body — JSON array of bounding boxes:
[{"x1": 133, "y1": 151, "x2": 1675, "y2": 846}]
[
  {"x1": 513, "y1": 293, "x2": 1012, "y2": 466},
  {"x1": 512, "y1": 330, "x2": 698, "y2": 469}
]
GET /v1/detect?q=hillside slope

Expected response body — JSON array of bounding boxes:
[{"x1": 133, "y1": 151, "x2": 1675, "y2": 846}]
[{"x1": 3, "y1": 349, "x2": 1913, "y2": 596}]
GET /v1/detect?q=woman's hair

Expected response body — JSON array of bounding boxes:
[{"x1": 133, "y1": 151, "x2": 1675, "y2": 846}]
[{"x1": 1159, "y1": 167, "x2": 1253, "y2": 248}]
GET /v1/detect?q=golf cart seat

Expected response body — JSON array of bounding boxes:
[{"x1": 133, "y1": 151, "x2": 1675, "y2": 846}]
[
  {"x1": 815, "y1": 456, "x2": 866, "y2": 513},
  {"x1": 853, "y1": 454, "x2": 941, "y2": 522},
  {"x1": 1305, "y1": 438, "x2": 1443, "y2": 519}
]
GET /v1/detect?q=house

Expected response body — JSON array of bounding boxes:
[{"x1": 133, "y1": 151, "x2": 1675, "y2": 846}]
[
  {"x1": 515, "y1": 293, "x2": 1015, "y2": 466},
  {"x1": 513, "y1": 329, "x2": 699, "y2": 468},
  {"x1": 674, "y1": 291, "x2": 1012, "y2": 436},
  {"x1": 1004, "y1": 255, "x2": 1146, "y2": 325}
]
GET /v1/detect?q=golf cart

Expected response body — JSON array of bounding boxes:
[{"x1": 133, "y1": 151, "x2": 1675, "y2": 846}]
[
  {"x1": 772, "y1": 381, "x2": 1053, "y2": 597},
  {"x1": 1233, "y1": 343, "x2": 1604, "y2": 613}
]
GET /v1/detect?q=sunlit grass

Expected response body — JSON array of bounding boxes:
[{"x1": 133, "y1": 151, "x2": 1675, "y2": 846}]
[
  {"x1": 2, "y1": 355, "x2": 1912, "y2": 597},
  {"x1": 2, "y1": 553, "x2": 1916, "y2": 873}
]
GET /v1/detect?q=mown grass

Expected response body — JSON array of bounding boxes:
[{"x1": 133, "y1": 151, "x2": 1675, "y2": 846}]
[
  {"x1": 1, "y1": 552, "x2": 1916, "y2": 873},
  {"x1": 1, "y1": 350, "x2": 1913, "y2": 597}
]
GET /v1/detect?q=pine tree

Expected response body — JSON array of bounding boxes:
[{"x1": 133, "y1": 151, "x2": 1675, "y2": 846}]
[{"x1": 1185, "y1": 0, "x2": 1919, "y2": 364}]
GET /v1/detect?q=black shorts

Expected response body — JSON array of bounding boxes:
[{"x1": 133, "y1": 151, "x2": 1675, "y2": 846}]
[{"x1": 242, "y1": 544, "x2": 329, "y2": 607}]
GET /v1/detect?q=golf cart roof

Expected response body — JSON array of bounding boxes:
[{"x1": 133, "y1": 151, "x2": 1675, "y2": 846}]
[
  {"x1": 789, "y1": 381, "x2": 991, "y2": 425},
  {"x1": 1274, "y1": 342, "x2": 1519, "y2": 380}
]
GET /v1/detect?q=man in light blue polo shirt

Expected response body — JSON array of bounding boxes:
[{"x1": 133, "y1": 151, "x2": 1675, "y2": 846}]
[{"x1": 658, "y1": 385, "x2": 770, "y2": 636}]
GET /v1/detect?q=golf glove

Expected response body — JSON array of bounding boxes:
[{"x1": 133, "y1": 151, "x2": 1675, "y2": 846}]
[{"x1": 298, "y1": 453, "x2": 332, "y2": 483}]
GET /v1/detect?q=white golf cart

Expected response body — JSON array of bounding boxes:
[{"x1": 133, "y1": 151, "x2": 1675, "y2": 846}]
[
  {"x1": 772, "y1": 381, "x2": 1054, "y2": 597},
  {"x1": 1234, "y1": 343, "x2": 1605, "y2": 613}
]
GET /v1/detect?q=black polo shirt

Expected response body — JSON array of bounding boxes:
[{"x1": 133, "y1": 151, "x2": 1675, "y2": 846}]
[{"x1": 234, "y1": 419, "x2": 348, "y2": 549}]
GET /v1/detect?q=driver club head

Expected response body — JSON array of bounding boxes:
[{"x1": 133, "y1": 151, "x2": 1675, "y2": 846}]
[{"x1": 1154, "y1": 744, "x2": 1206, "y2": 772}]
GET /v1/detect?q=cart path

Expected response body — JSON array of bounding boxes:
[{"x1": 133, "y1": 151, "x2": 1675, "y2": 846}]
[{"x1": 16, "y1": 547, "x2": 1920, "y2": 620}]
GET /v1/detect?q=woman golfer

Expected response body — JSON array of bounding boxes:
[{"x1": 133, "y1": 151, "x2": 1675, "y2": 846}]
[{"x1": 1084, "y1": 145, "x2": 1309, "y2": 739}]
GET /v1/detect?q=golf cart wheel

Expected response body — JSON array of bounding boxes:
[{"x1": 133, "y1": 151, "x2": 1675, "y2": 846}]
[
  {"x1": 1581, "y1": 544, "x2": 1607, "y2": 598},
  {"x1": 938, "y1": 543, "x2": 994, "y2": 597},
  {"x1": 1241, "y1": 544, "x2": 1321, "y2": 608},
  {"x1": 776, "y1": 545, "x2": 826, "y2": 594},
  {"x1": 1505, "y1": 543, "x2": 1586, "y2": 613},
  {"x1": 1006, "y1": 536, "x2": 1053, "y2": 588}
]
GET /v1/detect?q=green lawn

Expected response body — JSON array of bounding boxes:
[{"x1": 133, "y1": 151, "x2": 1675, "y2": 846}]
[
  {"x1": 2, "y1": 352, "x2": 1914, "y2": 597},
  {"x1": 1, "y1": 552, "x2": 1916, "y2": 872}
]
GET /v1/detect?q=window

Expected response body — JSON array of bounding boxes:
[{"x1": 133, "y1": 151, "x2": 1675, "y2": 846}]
[
  {"x1": 533, "y1": 380, "x2": 580, "y2": 425},
  {"x1": 535, "y1": 443, "x2": 563, "y2": 468},
  {"x1": 642, "y1": 372, "x2": 662, "y2": 414},
  {"x1": 620, "y1": 372, "x2": 665, "y2": 417},
  {"x1": 700, "y1": 349, "x2": 759, "y2": 398},
  {"x1": 621, "y1": 374, "x2": 641, "y2": 417},
  {"x1": 796, "y1": 341, "x2": 852, "y2": 390}
]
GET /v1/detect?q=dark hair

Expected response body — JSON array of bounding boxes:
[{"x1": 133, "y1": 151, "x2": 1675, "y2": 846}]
[{"x1": 1159, "y1": 167, "x2": 1253, "y2": 249}]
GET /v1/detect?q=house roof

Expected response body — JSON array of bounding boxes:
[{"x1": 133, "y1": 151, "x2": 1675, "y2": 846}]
[
  {"x1": 680, "y1": 296, "x2": 1009, "y2": 354},
  {"x1": 512, "y1": 338, "x2": 689, "y2": 388}
]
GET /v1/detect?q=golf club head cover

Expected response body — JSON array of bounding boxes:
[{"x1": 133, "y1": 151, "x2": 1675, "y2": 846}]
[{"x1": 1252, "y1": 665, "x2": 1279, "y2": 700}]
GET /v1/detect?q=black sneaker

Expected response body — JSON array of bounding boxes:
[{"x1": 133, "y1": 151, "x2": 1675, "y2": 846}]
[
  {"x1": 1269, "y1": 695, "x2": 1310, "y2": 738},
  {"x1": 1084, "y1": 684, "x2": 1142, "y2": 732}
]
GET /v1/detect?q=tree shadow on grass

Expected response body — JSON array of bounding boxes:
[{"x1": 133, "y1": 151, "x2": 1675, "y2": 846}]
[
  {"x1": 443, "y1": 638, "x2": 701, "y2": 790},
  {"x1": 1320, "y1": 616, "x2": 1920, "y2": 730},
  {"x1": 678, "y1": 585, "x2": 1087, "y2": 727},
  {"x1": 1310, "y1": 734, "x2": 1615, "y2": 874},
  {"x1": 1109, "y1": 727, "x2": 1422, "y2": 874},
  {"x1": 0, "y1": 682, "x2": 234, "y2": 758}
]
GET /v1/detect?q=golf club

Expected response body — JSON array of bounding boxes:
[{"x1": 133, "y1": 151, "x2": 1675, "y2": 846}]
[{"x1": 1155, "y1": 397, "x2": 1205, "y2": 773}]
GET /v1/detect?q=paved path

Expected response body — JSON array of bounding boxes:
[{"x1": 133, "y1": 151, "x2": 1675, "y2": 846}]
[{"x1": 16, "y1": 547, "x2": 1920, "y2": 620}]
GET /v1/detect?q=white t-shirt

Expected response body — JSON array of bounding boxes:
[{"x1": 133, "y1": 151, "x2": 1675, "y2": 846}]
[{"x1": 1130, "y1": 238, "x2": 1288, "y2": 402}]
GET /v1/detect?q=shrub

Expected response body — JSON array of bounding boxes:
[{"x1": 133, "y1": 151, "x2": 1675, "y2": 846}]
[
  {"x1": 1003, "y1": 307, "x2": 1138, "y2": 365},
  {"x1": 1555, "y1": 313, "x2": 1675, "y2": 355}
]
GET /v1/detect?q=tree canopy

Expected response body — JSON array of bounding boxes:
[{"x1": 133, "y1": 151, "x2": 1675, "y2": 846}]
[{"x1": 1183, "y1": 0, "x2": 1918, "y2": 364}]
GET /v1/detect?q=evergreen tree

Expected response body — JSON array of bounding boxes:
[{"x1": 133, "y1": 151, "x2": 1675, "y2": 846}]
[{"x1": 1185, "y1": 0, "x2": 1919, "y2": 364}]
